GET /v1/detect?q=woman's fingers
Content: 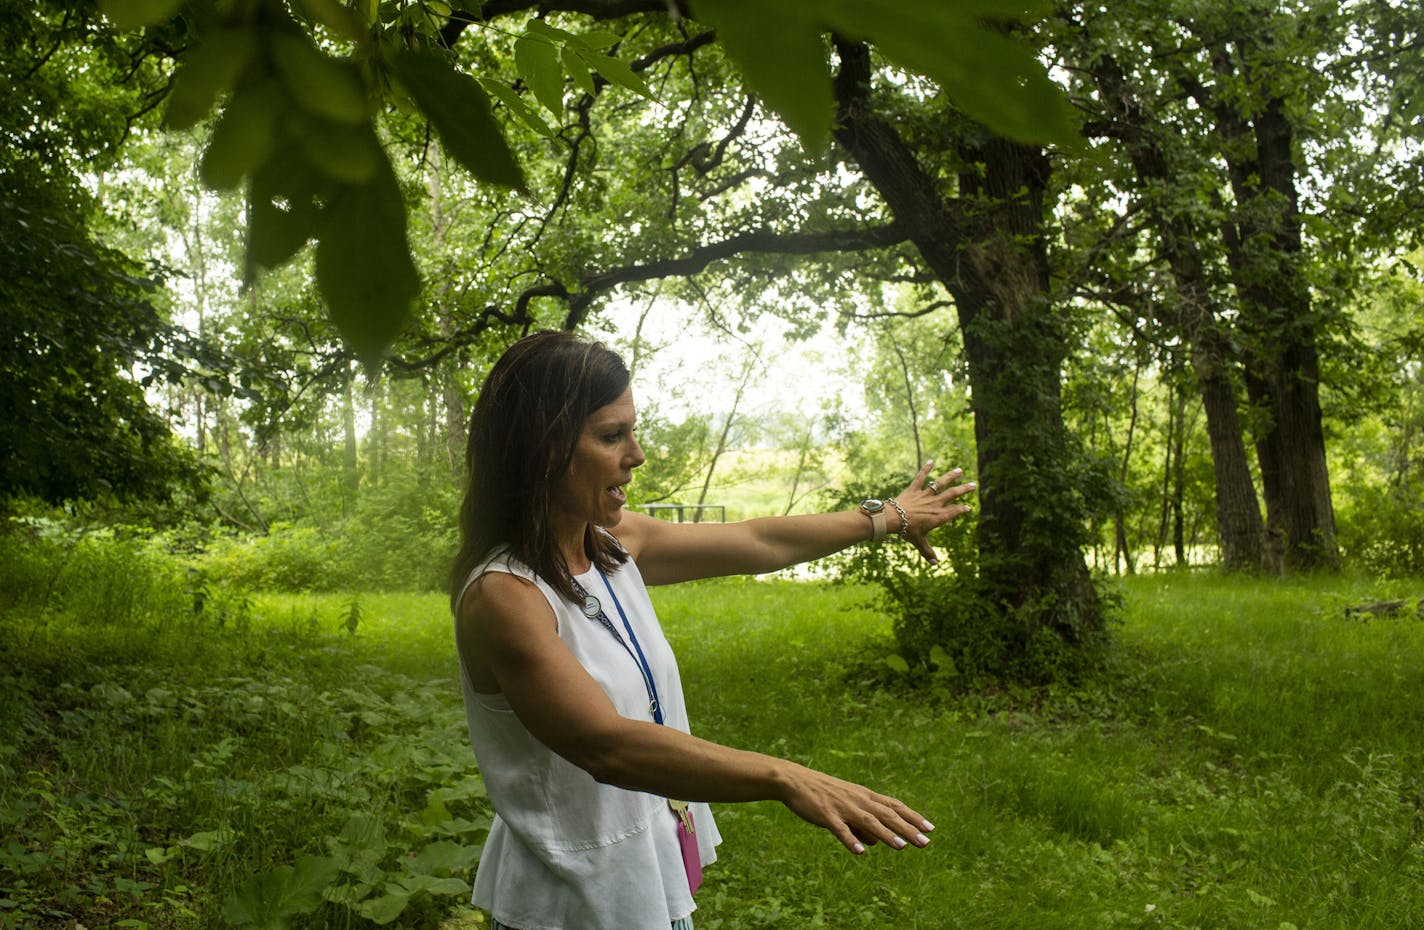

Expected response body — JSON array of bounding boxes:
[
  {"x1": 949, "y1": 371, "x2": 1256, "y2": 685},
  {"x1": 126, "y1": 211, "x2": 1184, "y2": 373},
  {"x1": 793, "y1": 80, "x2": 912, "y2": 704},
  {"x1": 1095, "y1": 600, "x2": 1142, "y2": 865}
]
[
  {"x1": 784, "y1": 769, "x2": 934, "y2": 855},
  {"x1": 894, "y1": 466, "x2": 976, "y2": 564},
  {"x1": 897, "y1": 464, "x2": 977, "y2": 565},
  {"x1": 936, "y1": 480, "x2": 976, "y2": 519},
  {"x1": 843, "y1": 798, "x2": 933, "y2": 853},
  {"x1": 913, "y1": 458, "x2": 936, "y2": 489}
]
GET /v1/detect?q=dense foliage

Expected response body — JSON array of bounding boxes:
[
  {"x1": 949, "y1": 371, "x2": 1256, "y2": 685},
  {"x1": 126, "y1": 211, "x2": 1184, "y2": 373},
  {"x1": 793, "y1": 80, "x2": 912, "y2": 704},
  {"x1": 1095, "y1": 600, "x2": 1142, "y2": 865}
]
[
  {"x1": 0, "y1": 5, "x2": 207, "y2": 505},
  {"x1": 0, "y1": 197, "x2": 208, "y2": 505}
]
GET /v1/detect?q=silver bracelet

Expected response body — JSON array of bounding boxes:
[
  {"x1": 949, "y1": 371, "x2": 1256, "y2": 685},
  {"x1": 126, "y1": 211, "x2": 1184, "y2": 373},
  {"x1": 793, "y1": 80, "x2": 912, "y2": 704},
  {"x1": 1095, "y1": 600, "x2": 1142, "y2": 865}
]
[{"x1": 886, "y1": 498, "x2": 909, "y2": 536}]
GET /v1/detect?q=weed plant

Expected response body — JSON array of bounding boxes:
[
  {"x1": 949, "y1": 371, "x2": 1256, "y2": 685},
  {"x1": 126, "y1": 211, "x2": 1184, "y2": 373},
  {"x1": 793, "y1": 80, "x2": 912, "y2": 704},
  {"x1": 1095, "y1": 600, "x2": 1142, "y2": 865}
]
[
  {"x1": 3, "y1": 537, "x2": 1422, "y2": 929},
  {"x1": 0, "y1": 531, "x2": 486, "y2": 929}
]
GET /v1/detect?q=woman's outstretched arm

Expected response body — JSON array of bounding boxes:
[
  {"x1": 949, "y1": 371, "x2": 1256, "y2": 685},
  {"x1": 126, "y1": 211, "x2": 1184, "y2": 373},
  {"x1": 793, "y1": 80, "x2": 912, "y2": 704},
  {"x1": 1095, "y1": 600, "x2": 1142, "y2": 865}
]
[{"x1": 612, "y1": 459, "x2": 976, "y2": 585}]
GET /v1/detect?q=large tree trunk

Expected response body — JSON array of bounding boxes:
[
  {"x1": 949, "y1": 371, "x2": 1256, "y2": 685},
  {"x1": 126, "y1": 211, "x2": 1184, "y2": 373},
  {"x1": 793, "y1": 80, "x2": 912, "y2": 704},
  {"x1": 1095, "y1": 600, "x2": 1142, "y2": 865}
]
[
  {"x1": 833, "y1": 41, "x2": 1101, "y2": 642},
  {"x1": 1215, "y1": 93, "x2": 1340, "y2": 571},
  {"x1": 1181, "y1": 19, "x2": 1340, "y2": 571},
  {"x1": 424, "y1": 142, "x2": 469, "y2": 485},
  {"x1": 1196, "y1": 345, "x2": 1277, "y2": 571},
  {"x1": 1091, "y1": 53, "x2": 1274, "y2": 573}
]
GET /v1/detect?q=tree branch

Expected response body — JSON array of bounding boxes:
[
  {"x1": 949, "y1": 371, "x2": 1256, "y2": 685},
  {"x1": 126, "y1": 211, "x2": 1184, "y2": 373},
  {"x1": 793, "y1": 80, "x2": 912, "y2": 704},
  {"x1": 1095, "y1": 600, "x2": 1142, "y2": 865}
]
[
  {"x1": 830, "y1": 38, "x2": 969, "y2": 285},
  {"x1": 559, "y1": 221, "x2": 911, "y2": 329},
  {"x1": 389, "y1": 222, "x2": 909, "y2": 370},
  {"x1": 847, "y1": 299, "x2": 952, "y2": 323},
  {"x1": 387, "y1": 302, "x2": 543, "y2": 372}
]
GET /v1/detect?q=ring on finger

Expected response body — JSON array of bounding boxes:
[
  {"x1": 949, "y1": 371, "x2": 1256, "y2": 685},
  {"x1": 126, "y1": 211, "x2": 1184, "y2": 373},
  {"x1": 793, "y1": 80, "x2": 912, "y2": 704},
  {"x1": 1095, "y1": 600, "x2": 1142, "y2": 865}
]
[{"x1": 927, "y1": 479, "x2": 940, "y2": 494}]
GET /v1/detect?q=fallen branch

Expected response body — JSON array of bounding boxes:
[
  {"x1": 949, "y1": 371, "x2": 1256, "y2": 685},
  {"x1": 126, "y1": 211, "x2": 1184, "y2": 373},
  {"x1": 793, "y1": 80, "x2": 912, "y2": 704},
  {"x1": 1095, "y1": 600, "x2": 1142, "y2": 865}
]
[{"x1": 1343, "y1": 599, "x2": 1424, "y2": 620}]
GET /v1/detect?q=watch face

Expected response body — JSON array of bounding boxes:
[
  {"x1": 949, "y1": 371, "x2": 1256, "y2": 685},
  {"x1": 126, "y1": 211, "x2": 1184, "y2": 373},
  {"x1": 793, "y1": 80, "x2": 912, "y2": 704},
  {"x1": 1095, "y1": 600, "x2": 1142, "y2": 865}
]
[{"x1": 861, "y1": 498, "x2": 885, "y2": 513}]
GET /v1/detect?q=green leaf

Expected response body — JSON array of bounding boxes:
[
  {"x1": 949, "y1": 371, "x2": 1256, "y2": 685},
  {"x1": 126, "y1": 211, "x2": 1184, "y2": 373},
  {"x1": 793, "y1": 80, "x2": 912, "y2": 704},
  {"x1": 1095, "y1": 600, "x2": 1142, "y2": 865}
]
[
  {"x1": 395, "y1": 873, "x2": 469, "y2": 896},
  {"x1": 338, "y1": 812, "x2": 387, "y2": 845},
  {"x1": 560, "y1": 44, "x2": 598, "y2": 96},
  {"x1": 314, "y1": 159, "x2": 419, "y2": 365},
  {"x1": 514, "y1": 34, "x2": 564, "y2": 115},
  {"x1": 437, "y1": 775, "x2": 488, "y2": 802},
  {"x1": 183, "y1": 827, "x2": 237, "y2": 851},
  {"x1": 199, "y1": 83, "x2": 280, "y2": 190},
  {"x1": 164, "y1": 29, "x2": 256, "y2": 131},
  {"x1": 884, "y1": 653, "x2": 911, "y2": 674},
  {"x1": 221, "y1": 855, "x2": 341, "y2": 928},
  {"x1": 821, "y1": 0, "x2": 1078, "y2": 145},
  {"x1": 928, "y1": 644, "x2": 956, "y2": 674},
  {"x1": 356, "y1": 891, "x2": 410, "y2": 924},
  {"x1": 246, "y1": 145, "x2": 331, "y2": 276},
  {"x1": 422, "y1": 877, "x2": 471, "y2": 897},
  {"x1": 293, "y1": 0, "x2": 366, "y2": 41},
  {"x1": 572, "y1": 28, "x2": 621, "y2": 50},
  {"x1": 294, "y1": 117, "x2": 382, "y2": 184},
  {"x1": 392, "y1": 49, "x2": 525, "y2": 189},
  {"x1": 478, "y1": 77, "x2": 556, "y2": 138},
  {"x1": 524, "y1": 19, "x2": 579, "y2": 44},
  {"x1": 691, "y1": 0, "x2": 831, "y2": 144},
  {"x1": 403, "y1": 840, "x2": 479, "y2": 876},
  {"x1": 572, "y1": 47, "x2": 654, "y2": 100},
  {"x1": 144, "y1": 846, "x2": 176, "y2": 865},
  {"x1": 99, "y1": 0, "x2": 183, "y2": 29},
  {"x1": 269, "y1": 31, "x2": 368, "y2": 125}
]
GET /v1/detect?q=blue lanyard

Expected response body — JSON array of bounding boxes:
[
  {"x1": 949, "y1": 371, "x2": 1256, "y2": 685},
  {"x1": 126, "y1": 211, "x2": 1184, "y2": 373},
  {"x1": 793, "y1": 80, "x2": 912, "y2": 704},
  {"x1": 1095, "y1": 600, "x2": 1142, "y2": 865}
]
[{"x1": 573, "y1": 567, "x2": 664, "y2": 725}]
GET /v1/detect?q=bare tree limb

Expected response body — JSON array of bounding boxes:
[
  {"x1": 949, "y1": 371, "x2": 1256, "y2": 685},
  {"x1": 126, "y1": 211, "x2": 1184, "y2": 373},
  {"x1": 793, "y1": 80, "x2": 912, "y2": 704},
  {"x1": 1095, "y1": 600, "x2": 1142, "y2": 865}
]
[
  {"x1": 846, "y1": 299, "x2": 953, "y2": 323},
  {"x1": 389, "y1": 222, "x2": 908, "y2": 369},
  {"x1": 559, "y1": 221, "x2": 911, "y2": 329}
]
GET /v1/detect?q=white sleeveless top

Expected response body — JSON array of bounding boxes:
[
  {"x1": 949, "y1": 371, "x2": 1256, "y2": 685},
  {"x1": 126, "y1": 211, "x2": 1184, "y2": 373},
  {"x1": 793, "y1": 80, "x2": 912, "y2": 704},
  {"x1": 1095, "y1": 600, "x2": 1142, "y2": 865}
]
[{"x1": 455, "y1": 550, "x2": 721, "y2": 930}]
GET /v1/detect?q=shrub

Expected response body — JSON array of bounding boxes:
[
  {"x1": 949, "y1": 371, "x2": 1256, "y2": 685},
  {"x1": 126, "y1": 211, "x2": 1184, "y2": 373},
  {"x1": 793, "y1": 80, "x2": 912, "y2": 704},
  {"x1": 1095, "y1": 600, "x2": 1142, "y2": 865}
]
[
  {"x1": 888, "y1": 571, "x2": 1113, "y2": 684},
  {"x1": 334, "y1": 480, "x2": 458, "y2": 591},
  {"x1": 195, "y1": 481, "x2": 459, "y2": 593},
  {"x1": 0, "y1": 515, "x2": 190, "y2": 627},
  {"x1": 818, "y1": 478, "x2": 1113, "y2": 684},
  {"x1": 1337, "y1": 480, "x2": 1424, "y2": 578},
  {"x1": 200, "y1": 523, "x2": 342, "y2": 592}
]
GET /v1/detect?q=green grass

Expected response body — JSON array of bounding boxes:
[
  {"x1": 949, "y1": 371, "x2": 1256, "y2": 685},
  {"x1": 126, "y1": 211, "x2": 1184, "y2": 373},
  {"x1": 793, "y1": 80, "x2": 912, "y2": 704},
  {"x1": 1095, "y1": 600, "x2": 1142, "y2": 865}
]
[
  {"x1": 3, "y1": 568, "x2": 1423, "y2": 929},
  {"x1": 654, "y1": 574, "x2": 1424, "y2": 930}
]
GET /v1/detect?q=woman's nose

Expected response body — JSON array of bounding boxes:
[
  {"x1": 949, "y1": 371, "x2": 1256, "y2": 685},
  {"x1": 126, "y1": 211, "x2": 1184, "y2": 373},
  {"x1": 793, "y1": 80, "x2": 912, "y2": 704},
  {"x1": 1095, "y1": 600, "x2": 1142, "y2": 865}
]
[{"x1": 629, "y1": 438, "x2": 646, "y2": 468}]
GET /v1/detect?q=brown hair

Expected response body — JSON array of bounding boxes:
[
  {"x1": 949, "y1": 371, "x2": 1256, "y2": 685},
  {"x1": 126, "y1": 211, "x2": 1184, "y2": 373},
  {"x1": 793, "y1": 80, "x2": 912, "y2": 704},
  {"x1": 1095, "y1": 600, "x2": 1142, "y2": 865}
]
[{"x1": 450, "y1": 331, "x2": 631, "y2": 608}]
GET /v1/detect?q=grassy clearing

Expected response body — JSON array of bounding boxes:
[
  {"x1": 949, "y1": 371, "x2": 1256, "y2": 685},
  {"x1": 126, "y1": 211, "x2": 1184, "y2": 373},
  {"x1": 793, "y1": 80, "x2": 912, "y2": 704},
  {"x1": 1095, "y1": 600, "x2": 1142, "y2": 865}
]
[
  {"x1": 2, "y1": 567, "x2": 1422, "y2": 929},
  {"x1": 654, "y1": 573, "x2": 1424, "y2": 930}
]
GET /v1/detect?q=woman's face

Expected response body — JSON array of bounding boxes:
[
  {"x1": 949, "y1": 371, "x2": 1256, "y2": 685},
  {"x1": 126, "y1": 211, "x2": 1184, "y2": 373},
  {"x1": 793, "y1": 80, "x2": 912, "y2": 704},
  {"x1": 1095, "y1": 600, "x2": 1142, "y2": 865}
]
[{"x1": 555, "y1": 387, "x2": 645, "y2": 529}]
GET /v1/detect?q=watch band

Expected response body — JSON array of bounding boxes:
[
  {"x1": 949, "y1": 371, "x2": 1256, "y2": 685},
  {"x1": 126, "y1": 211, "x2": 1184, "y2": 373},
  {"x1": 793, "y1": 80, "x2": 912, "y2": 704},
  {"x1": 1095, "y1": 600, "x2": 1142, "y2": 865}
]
[
  {"x1": 859, "y1": 499, "x2": 889, "y2": 542},
  {"x1": 866, "y1": 508, "x2": 887, "y2": 541}
]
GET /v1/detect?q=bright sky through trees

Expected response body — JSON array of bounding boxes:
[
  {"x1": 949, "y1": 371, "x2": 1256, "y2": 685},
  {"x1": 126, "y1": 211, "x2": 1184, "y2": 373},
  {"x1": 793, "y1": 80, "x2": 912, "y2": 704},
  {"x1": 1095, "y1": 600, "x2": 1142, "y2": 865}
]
[{"x1": 591, "y1": 298, "x2": 866, "y2": 429}]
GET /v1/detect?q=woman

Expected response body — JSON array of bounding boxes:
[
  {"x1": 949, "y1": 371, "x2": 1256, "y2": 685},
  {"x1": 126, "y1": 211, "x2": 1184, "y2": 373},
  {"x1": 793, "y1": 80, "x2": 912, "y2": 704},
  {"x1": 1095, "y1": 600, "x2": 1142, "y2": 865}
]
[{"x1": 451, "y1": 332, "x2": 976, "y2": 930}]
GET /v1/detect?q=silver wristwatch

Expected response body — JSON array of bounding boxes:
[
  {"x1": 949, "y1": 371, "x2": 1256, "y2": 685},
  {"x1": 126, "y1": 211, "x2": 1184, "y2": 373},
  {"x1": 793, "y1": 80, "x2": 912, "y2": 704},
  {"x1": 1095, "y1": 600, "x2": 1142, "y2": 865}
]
[{"x1": 859, "y1": 498, "x2": 888, "y2": 541}]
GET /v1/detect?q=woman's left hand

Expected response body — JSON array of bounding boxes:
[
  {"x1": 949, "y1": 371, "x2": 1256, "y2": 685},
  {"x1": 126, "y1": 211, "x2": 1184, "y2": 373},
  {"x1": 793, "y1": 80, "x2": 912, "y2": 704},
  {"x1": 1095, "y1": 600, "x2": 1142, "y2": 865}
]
[{"x1": 893, "y1": 459, "x2": 976, "y2": 565}]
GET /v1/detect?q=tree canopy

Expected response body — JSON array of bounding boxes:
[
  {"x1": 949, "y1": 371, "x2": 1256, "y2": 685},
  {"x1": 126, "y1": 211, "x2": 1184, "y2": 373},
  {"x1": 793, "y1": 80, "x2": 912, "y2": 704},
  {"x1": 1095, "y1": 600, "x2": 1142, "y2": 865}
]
[{"x1": 97, "y1": 0, "x2": 1080, "y2": 364}]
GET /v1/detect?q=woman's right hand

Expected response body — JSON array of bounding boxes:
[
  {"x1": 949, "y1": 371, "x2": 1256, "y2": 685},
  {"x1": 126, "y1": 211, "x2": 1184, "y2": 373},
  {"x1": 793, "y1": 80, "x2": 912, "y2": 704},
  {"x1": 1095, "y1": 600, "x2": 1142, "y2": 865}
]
[{"x1": 777, "y1": 763, "x2": 934, "y2": 854}]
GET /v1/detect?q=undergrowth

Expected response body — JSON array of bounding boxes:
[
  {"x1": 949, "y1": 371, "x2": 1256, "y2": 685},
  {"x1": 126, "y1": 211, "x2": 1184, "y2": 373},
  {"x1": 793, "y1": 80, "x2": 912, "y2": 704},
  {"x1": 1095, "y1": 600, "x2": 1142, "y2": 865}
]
[{"x1": 3, "y1": 525, "x2": 1423, "y2": 929}]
